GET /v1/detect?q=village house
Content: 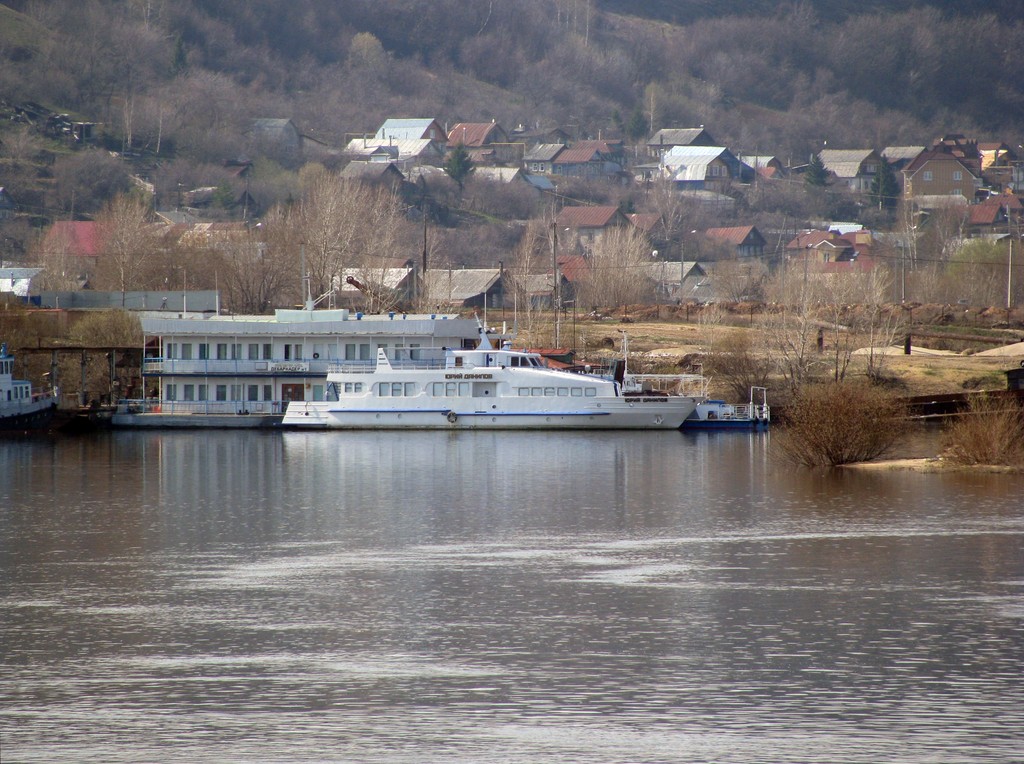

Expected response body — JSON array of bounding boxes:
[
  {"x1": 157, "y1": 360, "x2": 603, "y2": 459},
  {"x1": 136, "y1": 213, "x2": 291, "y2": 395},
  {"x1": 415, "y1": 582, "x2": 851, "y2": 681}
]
[
  {"x1": 702, "y1": 226, "x2": 767, "y2": 259},
  {"x1": 902, "y1": 150, "x2": 981, "y2": 201},
  {"x1": 374, "y1": 118, "x2": 447, "y2": 144},
  {"x1": 342, "y1": 137, "x2": 446, "y2": 167},
  {"x1": 248, "y1": 118, "x2": 303, "y2": 164},
  {"x1": 967, "y1": 192, "x2": 1022, "y2": 236},
  {"x1": 446, "y1": 122, "x2": 522, "y2": 166},
  {"x1": 555, "y1": 205, "x2": 630, "y2": 249},
  {"x1": 646, "y1": 127, "x2": 718, "y2": 161},
  {"x1": 660, "y1": 146, "x2": 747, "y2": 191},
  {"x1": 523, "y1": 143, "x2": 565, "y2": 175},
  {"x1": 818, "y1": 149, "x2": 885, "y2": 193},
  {"x1": 551, "y1": 140, "x2": 626, "y2": 181}
]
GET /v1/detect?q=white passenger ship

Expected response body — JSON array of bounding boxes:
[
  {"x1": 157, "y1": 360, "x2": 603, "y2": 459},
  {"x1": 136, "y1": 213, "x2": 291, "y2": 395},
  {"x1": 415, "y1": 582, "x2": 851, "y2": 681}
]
[{"x1": 282, "y1": 330, "x2": 702, "y2": 430}]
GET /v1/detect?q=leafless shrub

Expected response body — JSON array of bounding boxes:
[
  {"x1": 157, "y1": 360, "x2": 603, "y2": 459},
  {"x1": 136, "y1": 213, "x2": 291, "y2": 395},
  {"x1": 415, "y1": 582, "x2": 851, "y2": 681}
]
[
  {"x1": 941, "y1": 394, "x2": 1024, "y2": 467},
  {"x1": 775, "y1": 382, "x2": 907, "y2": 467}
]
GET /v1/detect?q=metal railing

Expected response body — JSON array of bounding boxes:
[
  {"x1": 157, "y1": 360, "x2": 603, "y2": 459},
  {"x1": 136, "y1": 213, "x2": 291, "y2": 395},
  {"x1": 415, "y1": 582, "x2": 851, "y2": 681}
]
[{"x1": 117, "y1": 399, "x2": 285, "y2": 415}]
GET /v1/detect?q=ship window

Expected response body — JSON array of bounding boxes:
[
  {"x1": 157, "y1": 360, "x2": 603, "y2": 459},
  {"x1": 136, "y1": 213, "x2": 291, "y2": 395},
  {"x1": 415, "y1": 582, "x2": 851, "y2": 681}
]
[
  {"x1": 217, "y1": 343, "x2": 228, "y2": 360},
  {"x1": 198, "y1": 384, "x2": 207, "y2": 400},
  {"x1": 248, "y1": 344, "x2": 260, "y2": 360},
  {"x1": 557, "y1": 388, "x2": 568, "y2": 396},
  {"x1": 216, "y1": 385, "x2": 227, "y2": 401},
  {"x1": 405, "y1": 383, "x2": 416, "y2": 396},
  {"x1": 531, "y1": 387, "x2": 542, "y2": 396},
  {"x1": 391, "y1": 382, "x2": 403, "y2": 396},
  {"x1": 199, "y1": 344, "x2": 209, "y2": 360},
  {"x1": 263, "y1": 344, "x2": 272, "y2": 360},
  {"x1": 359, "y1": 344, "x2": 371, "y2": 361},
  {"x1": 181, "y1": 343, "x2": 193, "y2": 360},
  {"x1": 459, "y1": 382, "x2": 470, "y2": 396},
  {"x1": 571, "y1": 388, "x2": 582, "y2": 397},
  {"x1": 518, "y1": 388, "x2": 529, "y2": 396},
  {"x1": 544, "y1": 387, "x2": 555, "y2": 396},
  {"x1": 183, "y1": 384, "x2": 194, "y2": 401},
  {"x1": 263, "y1": 385, "x2": 272, "y2": 401},
  {"x1": 313, "y1": 385, "x2": 324, "y2": 401},
  {"x1": 231, "y1": 384, "x2": 242, "y2": 400},
  {"x1": 585, "y1": 388, "x2": 597, "y2": 397},
  {"x1": 378, "y1": 383, "x2": 390, "y2": 397},
  {"x1": 166, "y1": 384, "x2": 177, "y2": 401},
  {"x1": 445, "y1": 381, "x2": 457, "y2": 396},
  {"x1": 345, "y1": 343, "x2": 356, "y2": 360},
  {"x1": 247, "y1": 385, "x2": 259, "y2": 401},
  {"x1": 232, "y1": 344, "x2": 242, "y2": 360}
]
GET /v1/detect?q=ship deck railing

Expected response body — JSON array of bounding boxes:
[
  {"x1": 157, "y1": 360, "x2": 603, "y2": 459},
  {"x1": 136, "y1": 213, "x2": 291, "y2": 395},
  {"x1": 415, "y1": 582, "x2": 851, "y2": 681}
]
[{"x1": 117, "y1": 399, "x2": 286, "y2": 415}]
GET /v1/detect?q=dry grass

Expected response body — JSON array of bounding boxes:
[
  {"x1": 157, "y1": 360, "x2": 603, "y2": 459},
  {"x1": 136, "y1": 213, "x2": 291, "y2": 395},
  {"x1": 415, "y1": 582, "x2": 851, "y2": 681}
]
[
  {"x1": 940, "y1": 394, "x2": 1024, "y2": 466},
  {"x1": 774, "y1": 382, "x2": 908, "y2": 467}
]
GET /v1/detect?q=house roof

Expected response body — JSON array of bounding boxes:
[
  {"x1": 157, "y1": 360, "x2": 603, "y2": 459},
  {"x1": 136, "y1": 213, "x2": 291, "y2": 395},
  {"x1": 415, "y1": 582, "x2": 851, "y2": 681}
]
[
  {"x1": 556, "y1": 254, "x2": 589, "y2": 282},
  {"x1": 340, "y1": 267, "x2": 413, "y2": 294},
  {"x1": 423, "y1": 268, "x2": 501, "y2": 302},
  {"x1": 524, "y1": 143, "x2": 565, "y2": 162},
  {"x1": 344, "y1": 137, "x2": 442, "y2": 160},
  {"x1": 553, "y1": 141, "x2": 608, "y2": 164},
  {"x1": 882, "y1": 146, "x2": 925, "y2": 163},
  {"x1": 903, "y1": 150, "x2": 978, "y2": 177},
  {"x1": 447, "y1": 122, "x2": 506, "y2": 147},
  {"x1": 648, "y1": 128, "x2": 716, "y2": 148},
  {"x1": 627, "y1": 213, "x2": 662, "y2": 234},
  {"x1": 522, "y1": 174, "x2": 555, "y2": 192},
  {"x1": 819, "y1": 149, "x2": 879, "y2": 178},
  {"x1": 660, "y1": 146, "x2": 734, "y2": 181},
  {"x1": 339, "y1": 162, "x2": 405, "y2": 182},
  {"x1": 374, "y1": 118, "x2": 445, "y2": 143},
  {"x1": 786, "y1": 230, "x2": 838, "y2": 250},
  {"x1": 44, "y1": 221, "x2": 103, "y2": 257},
  {"x1": 556, "y1": 205, "x2": 625, "y2": 229},
  {"x1": 473, "y1": 167, "x2": 522, "y2": 183},
  {"x1": 704, "y1": 225, "x2": 764, "y2": 246},
  {"x1": 251, "y1": 118, "x2": 295, "y2": 132}
]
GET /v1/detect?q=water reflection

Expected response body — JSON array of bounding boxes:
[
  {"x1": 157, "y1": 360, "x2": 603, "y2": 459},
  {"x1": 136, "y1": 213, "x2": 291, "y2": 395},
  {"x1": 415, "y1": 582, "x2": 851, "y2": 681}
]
[{"x1": 1, "y1": 431, "x2": 1022, "y2": 763}]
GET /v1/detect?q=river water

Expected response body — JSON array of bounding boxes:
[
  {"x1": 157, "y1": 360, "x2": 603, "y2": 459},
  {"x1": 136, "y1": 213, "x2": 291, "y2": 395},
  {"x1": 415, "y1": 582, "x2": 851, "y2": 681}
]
[{"x1": 1, "y1": 430, "x2": 1022, "y2": 763}]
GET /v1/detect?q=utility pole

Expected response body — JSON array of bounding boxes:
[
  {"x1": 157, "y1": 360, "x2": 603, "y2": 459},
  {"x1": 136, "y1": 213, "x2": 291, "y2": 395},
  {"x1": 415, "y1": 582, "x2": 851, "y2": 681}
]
[{"x1": 552, "y1": 220, "x2": 560, "y2": 347}]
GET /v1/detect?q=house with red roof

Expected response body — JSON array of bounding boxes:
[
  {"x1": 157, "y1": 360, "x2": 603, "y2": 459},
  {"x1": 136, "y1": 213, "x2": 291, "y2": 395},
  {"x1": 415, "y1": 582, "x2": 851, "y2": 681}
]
[
  {"x1": 556, "y1": 205, "x2": 630, "y2": 248},
  {"x1": 702, "y1": 226, "x2": 766, "y2": 259},
  {"x1": 446, "y1": 122, "x2": 523, "y2": 166}
]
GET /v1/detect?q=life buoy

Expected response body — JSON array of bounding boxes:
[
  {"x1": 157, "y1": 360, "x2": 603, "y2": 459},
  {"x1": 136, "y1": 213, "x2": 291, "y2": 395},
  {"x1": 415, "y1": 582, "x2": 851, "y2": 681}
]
[{"x1": 446, "y1": 411, "x2": 458, "y2": 424}]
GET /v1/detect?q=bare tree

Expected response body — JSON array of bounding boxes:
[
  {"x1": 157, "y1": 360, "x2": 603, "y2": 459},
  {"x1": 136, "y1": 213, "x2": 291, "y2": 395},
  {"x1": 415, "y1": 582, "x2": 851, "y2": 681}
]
[
  {"x1": 92, "y1": 194, "x2": 158, "y2": 301},
  {"x1": 217, "y1": 212, "x2": 295, "y2": 314},
  {"x1": 575, "y1": 226, "x2": 656, "y2": 309}
]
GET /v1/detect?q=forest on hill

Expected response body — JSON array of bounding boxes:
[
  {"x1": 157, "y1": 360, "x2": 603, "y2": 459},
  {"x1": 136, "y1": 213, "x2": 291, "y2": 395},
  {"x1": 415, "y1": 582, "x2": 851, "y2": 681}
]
[{"x1": 2, "y1": 0, "x2": 1022, "y2": 166}]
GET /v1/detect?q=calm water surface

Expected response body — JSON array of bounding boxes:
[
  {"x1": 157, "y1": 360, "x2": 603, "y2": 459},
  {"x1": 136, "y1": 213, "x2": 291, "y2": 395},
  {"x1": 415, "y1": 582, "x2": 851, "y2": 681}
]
[{"x1": 1, "y1": 430, "x2": 1022, "y2": 763}]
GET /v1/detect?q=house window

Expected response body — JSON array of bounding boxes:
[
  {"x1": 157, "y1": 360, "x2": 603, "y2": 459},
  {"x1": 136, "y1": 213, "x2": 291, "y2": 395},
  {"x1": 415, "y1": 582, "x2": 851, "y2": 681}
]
[
  {"x1": 953, "y1": 170, "x2": 963, "y2": 181},
  {"x1": 923, "y1": 171, "x2": 933, "y2": 181}
]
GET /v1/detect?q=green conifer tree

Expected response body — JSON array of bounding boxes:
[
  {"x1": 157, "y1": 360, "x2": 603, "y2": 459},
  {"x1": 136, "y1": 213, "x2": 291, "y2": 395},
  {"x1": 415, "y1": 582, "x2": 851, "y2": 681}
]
[
  {"x1": 869, "y1": 160, "x2": 900, "y2": 209},
  {"x1": 804, "y1": 153, "x2": 829, "y2": 187},
  {"x1": 443, "y1": 143, "x2": 474, "y2": 192}
]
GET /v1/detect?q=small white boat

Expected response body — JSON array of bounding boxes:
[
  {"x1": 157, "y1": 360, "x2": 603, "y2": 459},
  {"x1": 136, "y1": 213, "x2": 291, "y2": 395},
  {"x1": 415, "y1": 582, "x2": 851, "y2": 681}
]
[
  {"x1": 0, "y1": 342, "x2": 56, "y2": 433},
  {"x1": 682, "y1": 386, "x2": 770, "y2": 431},
  {"x1": 283, "y1": 329, "x2": 702, "y2": 430}
]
